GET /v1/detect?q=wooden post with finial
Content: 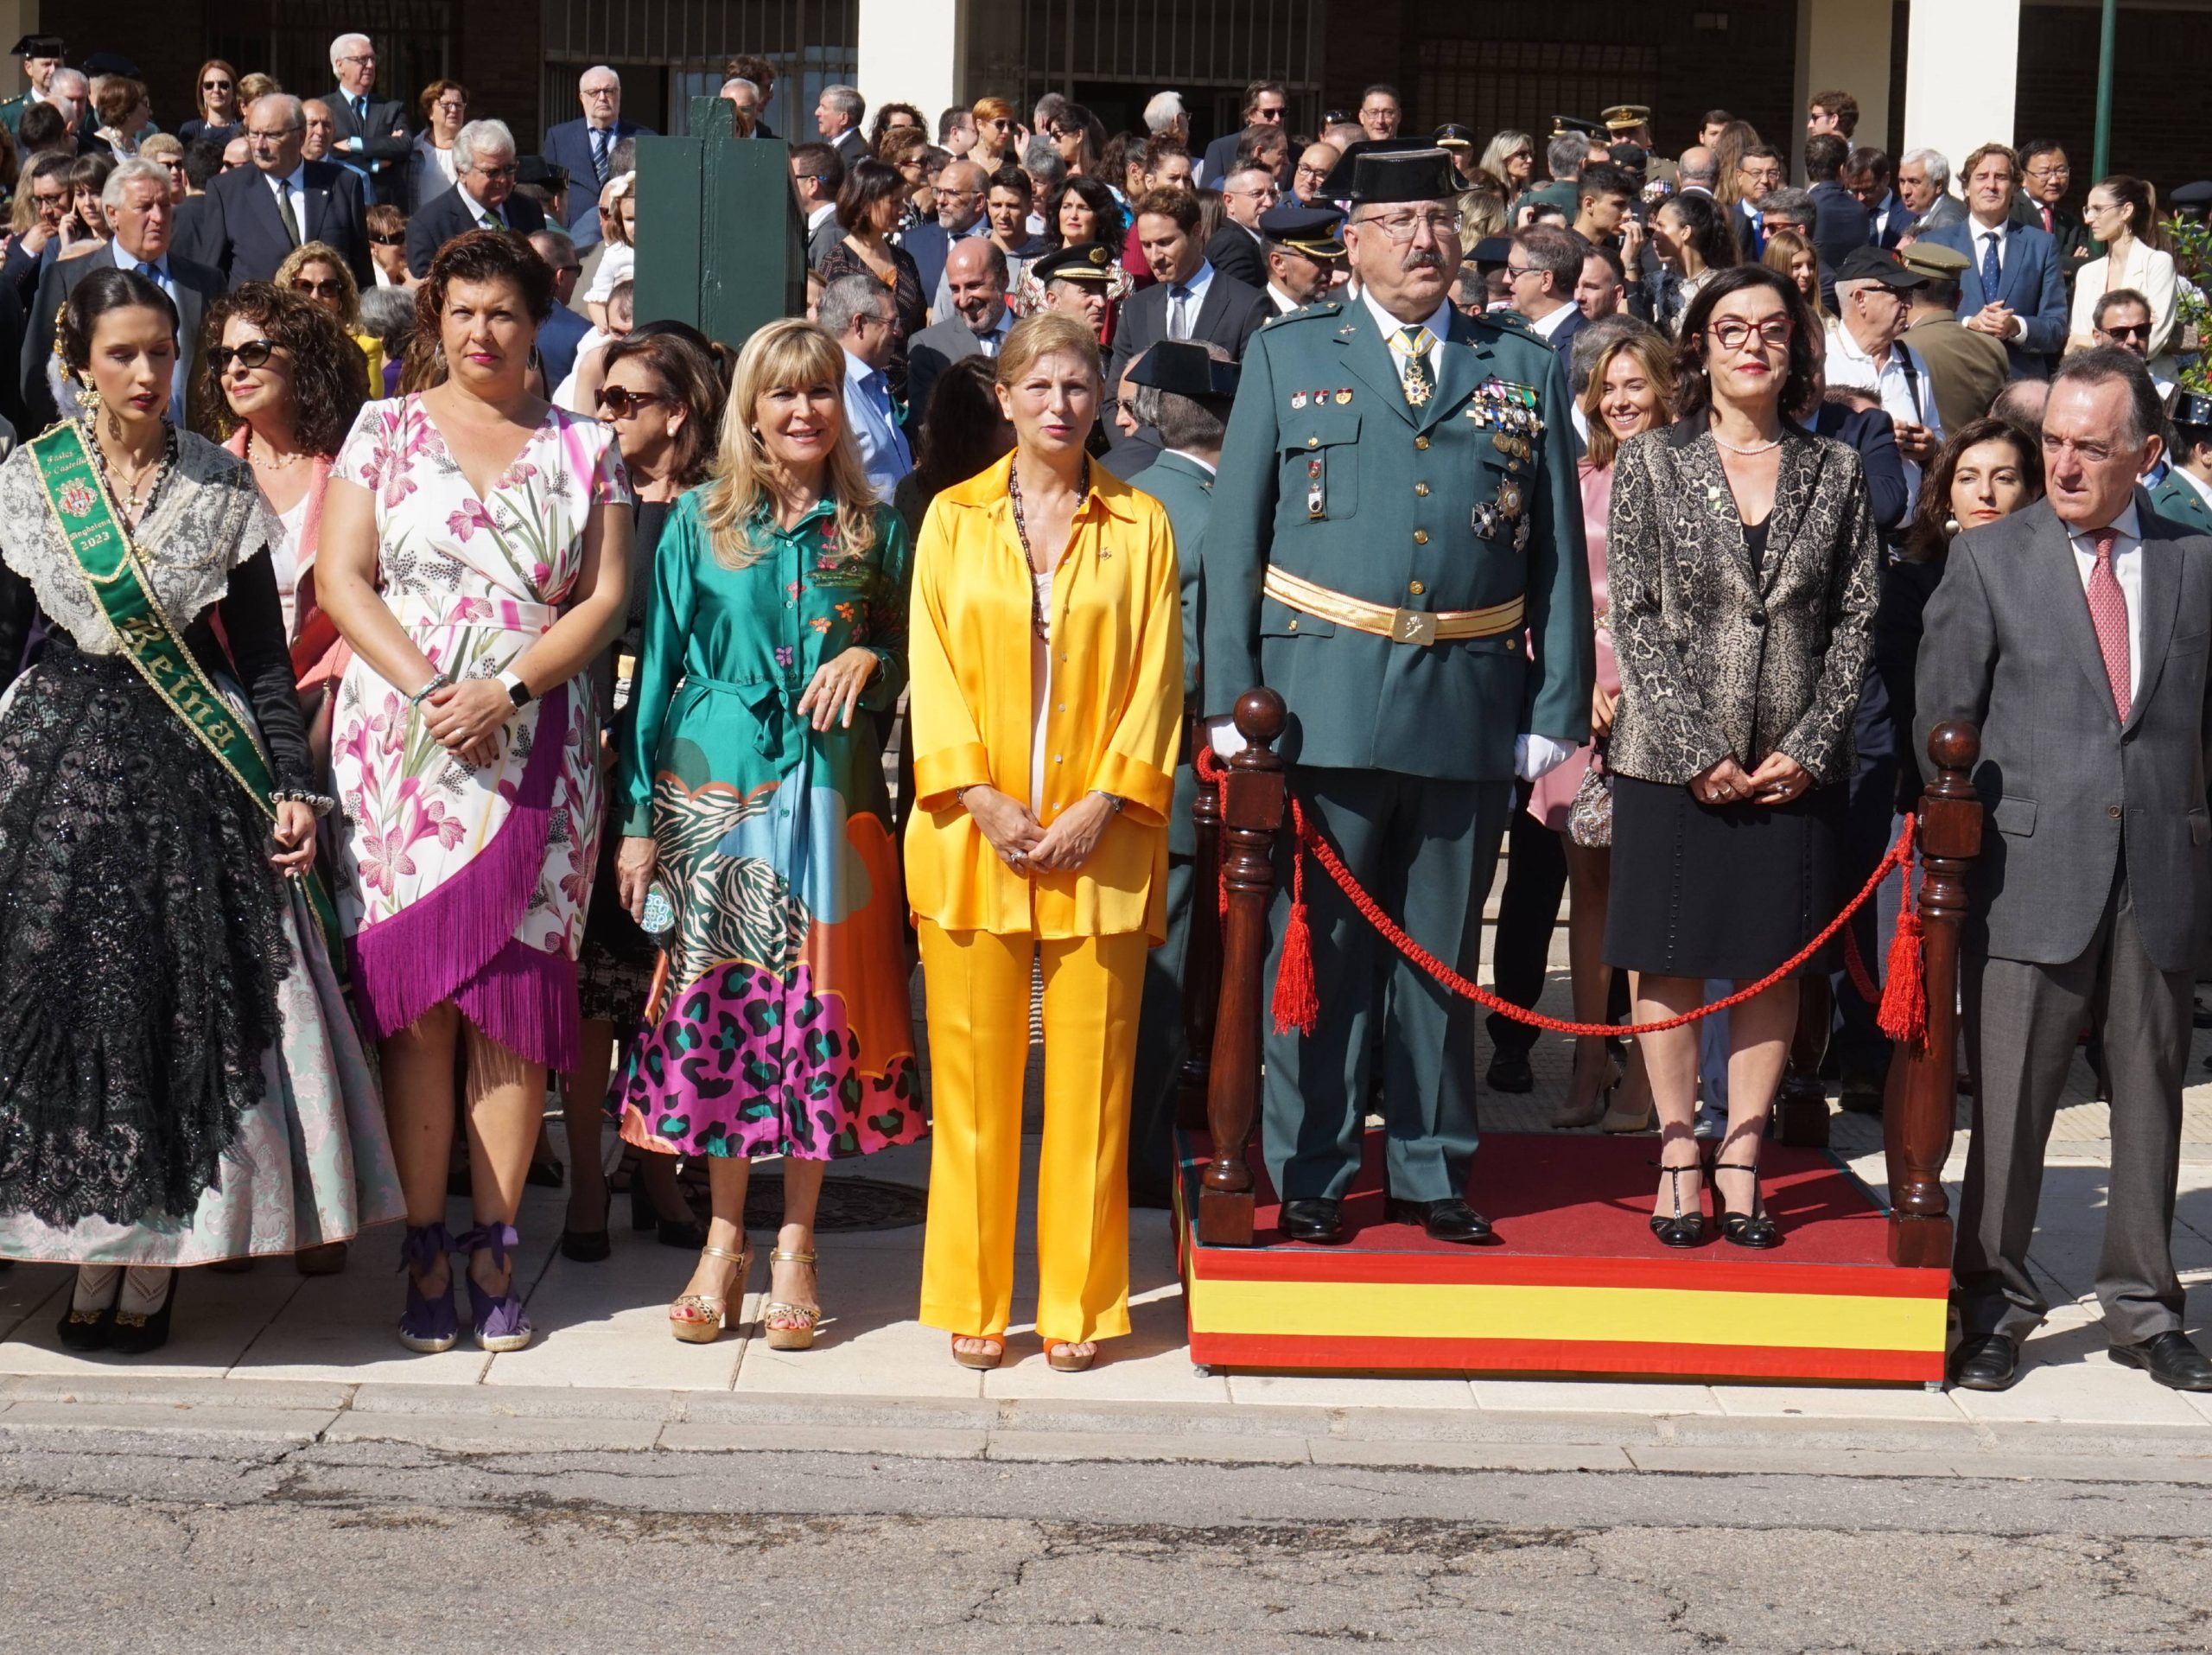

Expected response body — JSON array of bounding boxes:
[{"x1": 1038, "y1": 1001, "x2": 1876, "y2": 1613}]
[
  {"x1": 1176, "y1": 729, "x2": 1224, "y2": 1133},
  {"x1": 1884, "y1": 719, "x2": 1981, "y2": 1268},
  {"x1": 1197, "y1": 688, "x2": 1287, "y2": 1247}
]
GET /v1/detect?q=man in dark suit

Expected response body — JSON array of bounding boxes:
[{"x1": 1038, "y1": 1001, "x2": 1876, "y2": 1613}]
[
  {"x1": 2012, "y1": 139, "x2": 2096, "y2": 295},
  {"x1": 1806, "y1": 133, "x2": 1872, "y2": 273},
  {"x1": 1919, "y1": 348, "x2": 2212, "y2": 1396},
  {"x1": 407, "y1": 120, "x2": 547, "y2": 278},
  {"x1": 1923, "y1": 143, "x2": 2069, "y2": 379},
  {"x1": 905, "y1": 238, "x2": 1011, "y2": 424},
  {"x1": 1122, "y1": 340, "x2": 1239, "y2": 1206},
  {"x1": 22, "y1": 158, "x2": 222, "y2": 431},
  {"x1": 1843, "y1": 148, "x2": 1907, "y2": 249},
  {"x1": 901, "y1": 158, "x2": 988, "y2": 315},
  {"x1": 1200, "y1": 80, "x2": 1287, "y2": 188},
  {"x1": 1506, "y1": 222, "x2": 1586, "y2": 372},
  {"x1": 1108, "y1": 186, "x2": 1269, "y2": 423},
  {"x1": 525, "y1": 227, "x2": 593, "y2": 391},
  {"x1": 176, "y1": 93, "x2": 372, "y2": 290},
  {"x1": 815, "y1": 85, "x2": 868, "y2": 172},
  {"x1": 322, "y1": 33, "x2": 411, "y2": 207},
  {"x1": 1204, "y1": 159, "x2": 1277, "y2": 289},
  {"x1": 539, "y1": 65, "x2": 652, "y2": 251},
  {"x1": 1730, "y1": 143, "x2": 1785, "y2": 258}
]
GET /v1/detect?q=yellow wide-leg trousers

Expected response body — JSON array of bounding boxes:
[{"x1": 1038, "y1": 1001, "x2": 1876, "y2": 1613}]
[{"x1": 917, "y1": 920, "x2": 1146, "y2": 1344}]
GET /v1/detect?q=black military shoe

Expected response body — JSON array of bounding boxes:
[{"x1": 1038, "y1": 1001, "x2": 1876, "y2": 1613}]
[
  {"x1": 1485, "y1": 1052, "x2": 1535, "y2": 1093},
  {"x1": 1949, "y1": 1334, "x2": 2020, "y2": 1391},
  {"x1": 1277, "y1": 1199, "x2": 1346, "y2": 1244},
  {"x1": 1389, "y1": 1198, "x2": 1496, "y2": 1244},
  {"x1": 2110, "y1": 1331, "x2": 2212, "y2": 1391}
]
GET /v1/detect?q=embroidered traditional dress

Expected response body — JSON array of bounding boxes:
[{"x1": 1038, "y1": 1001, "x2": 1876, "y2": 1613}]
[
  {"x1": 0, "y1": 425, "x2": 401, "y2": 1264},
  {"x1": 614, "y1": 490, "x2": 925, "y2": 1161},
  {"x1": 328, "y1": 395, "x2": 632, "y2": 1072}
]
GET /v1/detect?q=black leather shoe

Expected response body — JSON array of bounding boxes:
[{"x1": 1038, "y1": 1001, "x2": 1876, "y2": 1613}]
[
  {"x1": 1390, "y1": 1198, "x2": 1496, "y2": 1244},
  {"x1": 1950, "y1": 1333, "x2": 2020, "y2": 1391},
  {"x1": 1485, "y1": 1053, "x2": 1535, "y2": 1094},
  {"x1": 1277, "y1": 1199, "x2": 1346, "y2": 1244},
  {"x1": 2109, "y1": 1331, "x2": 2212, "y2": 1391}
]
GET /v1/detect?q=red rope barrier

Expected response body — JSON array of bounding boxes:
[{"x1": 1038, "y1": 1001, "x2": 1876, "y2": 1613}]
[{"x1": 1192, "y1": 745, "x2": 1925, "y2": 1047}]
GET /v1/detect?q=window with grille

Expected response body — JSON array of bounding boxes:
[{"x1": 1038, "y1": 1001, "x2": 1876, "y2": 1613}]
[{"x1": 1415, "y1": 37, "x2": 1660, "y2": 139}]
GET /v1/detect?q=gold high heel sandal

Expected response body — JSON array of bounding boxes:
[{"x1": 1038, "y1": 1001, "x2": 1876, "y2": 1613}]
[
  {"x1": 667, "y1": 1244, "x2": 748, "y2": 1344},
  {"x1": 761, "y1": 1247, "x2": 821, "y2": 1352},
  {"x1": 1043, "y1": 1339, "x2": 1097, "y2": 1373}
]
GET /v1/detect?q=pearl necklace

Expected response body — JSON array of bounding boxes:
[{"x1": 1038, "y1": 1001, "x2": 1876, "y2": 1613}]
[
  {"x1": 1710, "y1": 431, "x2": 1783, "y2": 456},
  {"x1": 245, "y1": 430, "x2": 307, "y2": 471}
]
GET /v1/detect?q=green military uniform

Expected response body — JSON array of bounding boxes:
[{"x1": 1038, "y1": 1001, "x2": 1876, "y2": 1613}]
[
  {"x1": 1124, "y1": 444, "x2": 1216, "y2": 1206},
  {"x1": 0, "y1": 35, "x2": 62, "y2": 140},
  {"x1": 1897, "y1": 237, "x2": 2011, "y2": 438},
  {"x1": 1201, "y1": 148, "x2": 1593, "y2": 1215},
  {"x1": 2152, "y1": 396, "x2": 2212, "y2": 533},
  {"x1": 0, "y1": 91, "x2": 32, "y2": 139}
]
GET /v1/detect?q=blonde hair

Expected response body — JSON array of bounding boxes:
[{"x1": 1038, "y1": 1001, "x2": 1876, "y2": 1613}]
[
  {"x1": 1576, "y1": 328, "x2": 1676, "y2": 470},
  {"x1": 603, "y1": 170, "x2": 638, "y2": 245},
  {"x1": 698, "y1": 319, "x2": 880, "y2": 570},
  {"x1": 1761, "y1": 228, "x2": 1828, "y2": 321},
  {"x1": 275, "y1": 239, "x2": 362, "y2": 330},
  {"x1": 995, "y1": 312, "x2": 1102, "y2": 391}
]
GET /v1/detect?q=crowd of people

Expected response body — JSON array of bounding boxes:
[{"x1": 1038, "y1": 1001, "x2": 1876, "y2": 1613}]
[{"x1": 0, "y1": 31, "x2": 2208, "y2": 1397}]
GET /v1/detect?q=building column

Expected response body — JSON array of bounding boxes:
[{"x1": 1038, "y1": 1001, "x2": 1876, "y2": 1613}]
[
  {"x1": 1794, "y1": 0, "x2": 1892, "y2": 169},
  {"x1": 858, "y1": 0, "x2": 965, "y2": 124},
  {"x1": 1904, "y1": 0, "x2": 2021, "y2": 177},
  {"x1": 0, "y1": 1, "x2": 25, "y2": 97}
]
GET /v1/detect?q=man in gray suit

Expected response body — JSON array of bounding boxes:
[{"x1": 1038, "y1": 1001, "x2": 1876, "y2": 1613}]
[
  {"x1": 904, "y1": 238, "x2": 1011, "y2": 424},
  {"x1": 1916, "y1": 346, "x2": 2212, "y2": 1394}
]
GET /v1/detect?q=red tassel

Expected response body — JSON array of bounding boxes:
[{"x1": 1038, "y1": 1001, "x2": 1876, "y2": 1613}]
[
  {"x1": 1877, "y1": 820, "x2": 1927, "y2": 1047},
  {"x1": 1271, "y1": 806, "x2": 1319, "y2": 1037}
]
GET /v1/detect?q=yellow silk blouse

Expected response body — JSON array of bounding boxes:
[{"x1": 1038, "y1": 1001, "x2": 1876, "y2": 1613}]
[{"x1": 904, "y1": 454, "x2": 1184, "y2": 942}]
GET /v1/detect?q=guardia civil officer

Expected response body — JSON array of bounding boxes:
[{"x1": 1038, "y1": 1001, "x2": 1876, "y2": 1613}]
[{"x1": 1202, "y1": 142, "x2": 1594, "y2": 1244}]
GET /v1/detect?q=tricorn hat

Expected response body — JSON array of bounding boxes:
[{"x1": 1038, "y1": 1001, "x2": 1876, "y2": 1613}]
[
  {"x1": 1126, "y1": 340, "x2": 1239, "y2": 403},
  {"x1": 1319, "y1": 139, "x2": 1459, "y2": 206},
  {"x1": 10, "y1": 35, "x2": 62, "y2": 58}
]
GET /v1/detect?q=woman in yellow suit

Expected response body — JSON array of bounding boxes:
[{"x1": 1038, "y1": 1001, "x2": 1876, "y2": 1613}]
[{"x1": 906, "y1": 313, "x2": 1184, "y2": 1373}]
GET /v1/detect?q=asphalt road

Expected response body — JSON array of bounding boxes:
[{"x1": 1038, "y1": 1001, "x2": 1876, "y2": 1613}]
[{"x1": 5, "y1": 1433, "x2": 2212, "y2": 1652}]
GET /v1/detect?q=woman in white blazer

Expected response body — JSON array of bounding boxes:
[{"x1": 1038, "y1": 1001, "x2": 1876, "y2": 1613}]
[{"x1": 2068, "y1": 175, "x2": 2178, "y2": 361}]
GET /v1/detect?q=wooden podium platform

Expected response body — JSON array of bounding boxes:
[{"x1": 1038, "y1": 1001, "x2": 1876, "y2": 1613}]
[{"x1": 1173, "y1": 1129, "x2": 1951, "y2": 1384}]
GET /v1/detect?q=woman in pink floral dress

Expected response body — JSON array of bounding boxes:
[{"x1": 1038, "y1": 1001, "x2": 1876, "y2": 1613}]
[{"x1": 317, "y1": 232, "x2": 632, "y2": 1354}]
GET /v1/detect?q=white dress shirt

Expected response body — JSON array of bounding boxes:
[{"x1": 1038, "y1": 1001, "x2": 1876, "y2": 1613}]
[
  {"x1": 1359, "y1": 287, "x2": 1453, "y2": 393},
  {"x1": 1525, "y1": 301, "x2": 1577, "y2": 342},
  {"x1": 2066, "y1": 502, "x2": 2145, "y2": 705},
  {"x1": 1969, "y1": 215, "x2": 2011, "y2": 279},
  {"x1": 1823, "y1": 317, "x2": 1943, "y2": 496},
  {"x1": 842, "y1": 347, "x2": 912, "y2": 502}
]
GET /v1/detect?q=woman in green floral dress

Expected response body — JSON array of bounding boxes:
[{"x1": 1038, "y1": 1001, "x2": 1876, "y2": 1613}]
[{"x1": 613, "y1": 319, "x2": 926, "y2": 1349}]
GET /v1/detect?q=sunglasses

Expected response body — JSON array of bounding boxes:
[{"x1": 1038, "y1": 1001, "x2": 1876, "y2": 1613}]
[
  {"x1": 209, "y1": 338, "x2": 279, "y2": 372},
  {"x1": 292, "y1": 277, "x2": 346, "y2": 298},
  {"x1": 202, "y1": 80, "x2": 232, "y2": 92},
  {"x1": 369, "y1": 232, "x2": 405, "y2": 246},
  {"x1": 595, "y1": 386, "x2": 667, "y2": 417},
  {"x1": 2101, "y1": 322, "x2": 2152, "y2": 341}
]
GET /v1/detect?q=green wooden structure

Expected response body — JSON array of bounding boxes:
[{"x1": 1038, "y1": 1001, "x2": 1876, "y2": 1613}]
[{"x1": 632, "y1": 98, "x2": 807, "y2": 351}]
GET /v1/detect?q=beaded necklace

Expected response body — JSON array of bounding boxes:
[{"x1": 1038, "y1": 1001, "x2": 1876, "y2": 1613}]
[{"x1": 1007, "y1": 455, "x2": 1089, "y2": 640}]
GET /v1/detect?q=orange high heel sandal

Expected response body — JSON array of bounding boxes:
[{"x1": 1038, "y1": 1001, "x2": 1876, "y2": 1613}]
[{"x1": 667, "y1": 1244, "x2": 748, "y2": 1343}]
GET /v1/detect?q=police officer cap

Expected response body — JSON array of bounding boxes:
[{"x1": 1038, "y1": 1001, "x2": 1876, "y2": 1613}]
[
  {"x1": 2176, "y1": 391, "x2": 2212, "y2": 431},
  {"x1": 1897, "y1": 240, "x2": 1970, "y2": 281},
  {"x1": 1835, "y1": 245, "x2": 1927, "y2": 290},
  {"x1": 1319, "y1": 139, "x2": 1459, "y2": 206},
  {"x1": 81, "y1": 50, "x2": 137, "y2": 77},
  {"x1": 1551, "y1": 114, "x2": 1605, "y2": 140},
  {"x1": 10, "y1": 35, "x2": 61, "y2": 58},
  {"x1": 1602, "y1": 105, "x2": 1652, "y2": 132},
  {"x1": 2170, "y1": 181, "x2": 2212, "y2": 213},
  {"x1": 1032, "y1": 241, "x2": 1117, "y2": 285},
  {"x1": 1433, "y1": 123, "x2": 1477, "y2": 151},
  {"x1": 1126, "y1": 340, "x2": 1240, "y2": 403},
  {"x1": 1258, "y1": 202, "x2": 1344, "y2": 258}
]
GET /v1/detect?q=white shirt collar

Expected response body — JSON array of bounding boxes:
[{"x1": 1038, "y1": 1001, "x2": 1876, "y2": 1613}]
[
  {"x1": 1970, "y1": 213, "x2": 2010, "y2": 243},
  {"x1": 1359, "y1": 285, "x2": 1452, "y2": 342},
  {"x1": 2066, "y1": 502, "x2": 2142, "y2": 545},
  {"x1": 807, "y1": 201, "x2": 836, "y2": 231},
  {"x1": 1167, "y1": 449, "x2": 1218, "y2": 475},
  {"x1": 2179, "y1": 468, "x2": 2212, "y2": 509},
  {"x1": 111, "y1": 241, "x2": 166, "y2": 276},
  {"x1": 1167, "y1": 259, "x2": 1215, "y2": 299},
  {"x1": 1526, "y1": 302, "x2": 1576, "y2": 340}
]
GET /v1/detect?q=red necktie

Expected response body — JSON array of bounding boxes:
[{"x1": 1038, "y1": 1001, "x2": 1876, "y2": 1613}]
[
  {"x1": 2087, "y1": 526, "x2": 2131, "y2": 722},
  {"x1": 2041, "y1": 204, "x2": 2054, "y2": 234}
]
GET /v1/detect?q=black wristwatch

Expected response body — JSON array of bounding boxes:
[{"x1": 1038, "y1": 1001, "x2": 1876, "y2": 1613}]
[{"x1": 497, "y1": 669, "x2": 534, "y2": 708}]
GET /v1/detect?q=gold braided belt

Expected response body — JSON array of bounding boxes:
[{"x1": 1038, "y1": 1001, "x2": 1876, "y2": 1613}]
[{"x1": 1262, "y1": 566, "x2": 1525, "y2": 647}]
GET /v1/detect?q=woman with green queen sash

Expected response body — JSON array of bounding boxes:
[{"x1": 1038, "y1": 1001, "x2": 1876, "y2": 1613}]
[{"x1": 0, "y1": 268, "x2": 402, "y2": 1354}]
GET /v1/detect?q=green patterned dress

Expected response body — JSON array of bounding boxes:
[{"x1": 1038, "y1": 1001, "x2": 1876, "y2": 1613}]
[{"x1": 614, "y1": 489, "x2": 925, "y2": 1160}]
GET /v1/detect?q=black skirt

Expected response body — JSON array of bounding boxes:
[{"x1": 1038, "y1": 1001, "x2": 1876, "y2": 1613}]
[
  {"x1": 0, "y1": 640, "x2": 292, "y2": 1228},
  {"x1": 1605, "y1": 773, "x2": 1847, "y2": 981}
]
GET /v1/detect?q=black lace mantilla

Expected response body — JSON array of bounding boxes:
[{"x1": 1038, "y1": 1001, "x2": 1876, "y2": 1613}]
[{"x1": 0, "y1": 642, "x2": 293, "y2": 1228}]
